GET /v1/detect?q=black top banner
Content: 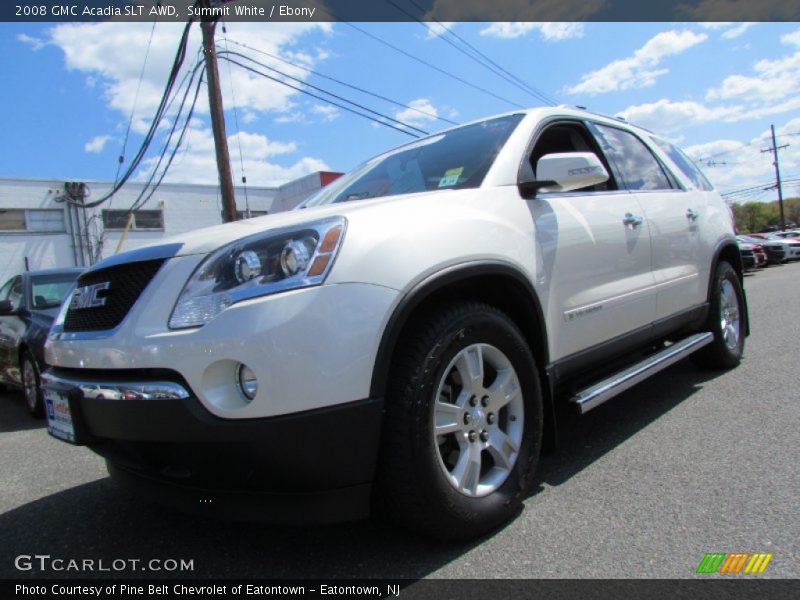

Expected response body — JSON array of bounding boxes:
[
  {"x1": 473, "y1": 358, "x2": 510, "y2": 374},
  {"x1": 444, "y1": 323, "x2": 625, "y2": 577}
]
[{"x1": 4, "y1": 0, "x2": 800, "y2": 23}]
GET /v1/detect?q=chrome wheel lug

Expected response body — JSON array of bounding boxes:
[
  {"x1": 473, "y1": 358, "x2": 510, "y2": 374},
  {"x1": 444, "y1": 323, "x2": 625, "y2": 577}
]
[
  {"x1": 487, "y1": 413, "x2": 496, "y2": 425},
  {"x1": 481, "y1": 396, "x2": 490, "y2": 407},
  {"x1": 463, "y1": 413, "x2": 472, "y2": 425},
  {"x1": 469, "y1": 396, "x2": 478, "y2": 407},
  {"x1": 480, "y1": 430, "x2": 489, "y2": 442},
  {"x1": 468, "y1": 430, "x2": 477, "y2": 442}
]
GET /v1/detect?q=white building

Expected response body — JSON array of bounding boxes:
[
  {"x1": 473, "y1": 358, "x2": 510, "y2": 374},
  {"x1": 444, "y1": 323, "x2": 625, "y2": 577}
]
[{"x1": 0, "y1": 172, "x2": 341, "y2": 283}]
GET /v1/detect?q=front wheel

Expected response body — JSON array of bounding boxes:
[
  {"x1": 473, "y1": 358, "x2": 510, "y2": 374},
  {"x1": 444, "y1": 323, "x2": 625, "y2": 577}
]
[
  {"x1": 693, "y1": 261, "x2": 745, "y2": 369},
  {"x1": 376, "y1": 302, "x2": 543, "y2": 541},
  {"x1": 22, "y1": 352, "x2": 44, "y2": 418}
]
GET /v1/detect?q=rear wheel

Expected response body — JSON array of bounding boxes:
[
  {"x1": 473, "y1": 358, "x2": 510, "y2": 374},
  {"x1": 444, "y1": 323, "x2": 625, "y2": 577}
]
[
  {"x1": 22, "y1": 352, "x2": 44, "y2": 418},
  {"x1": 376, "y1": 302, "x2": 543, "y2": 541},
  {"x1": 693, "y1": 261, "x2": 745, "y2": 369}
]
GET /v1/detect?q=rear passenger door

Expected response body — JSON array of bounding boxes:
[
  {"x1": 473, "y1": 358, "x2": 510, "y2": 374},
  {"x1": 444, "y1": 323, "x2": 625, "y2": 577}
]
[{"x1": 588, "y1": 123, "x2": 705, "y2": 322}]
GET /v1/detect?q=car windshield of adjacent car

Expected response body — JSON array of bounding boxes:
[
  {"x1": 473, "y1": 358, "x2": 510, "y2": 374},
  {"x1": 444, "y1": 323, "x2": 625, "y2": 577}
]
[
  {"x1": 300, "y1": 114, "x2": 525, "y2": 207},
  {"x1": 29, "y1": 272, "x2": 80, "y2": 310}
]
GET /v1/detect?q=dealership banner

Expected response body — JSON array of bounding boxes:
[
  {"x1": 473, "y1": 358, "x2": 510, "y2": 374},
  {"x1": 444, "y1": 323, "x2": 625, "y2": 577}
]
[
  {"x1": 3, "y1": 579, "x2": 800, "y2": 599},
  {"x1": 3, "y1": 0, "x2": 800, "y2": 23}
]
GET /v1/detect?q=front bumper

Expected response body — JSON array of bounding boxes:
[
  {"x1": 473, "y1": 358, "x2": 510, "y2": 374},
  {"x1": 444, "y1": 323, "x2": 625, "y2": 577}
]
[
  {"x1": 43, "y1": 368, "x2": 383, "y2": 523},
  {"x1": 46, "y1": 257, "x2": 400, "y2": 420}
]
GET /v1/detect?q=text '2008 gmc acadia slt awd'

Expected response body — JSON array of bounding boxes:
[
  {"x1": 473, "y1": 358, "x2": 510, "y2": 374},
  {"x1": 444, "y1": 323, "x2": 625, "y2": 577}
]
[{"x1": 44, "y1": 107, "x2": 747, "y2": 541}]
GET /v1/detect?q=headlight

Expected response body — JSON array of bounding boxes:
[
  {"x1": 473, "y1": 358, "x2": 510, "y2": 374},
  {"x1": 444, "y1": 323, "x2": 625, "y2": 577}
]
[{"x1": 169, "y1": 217, "x2": 346, "y2": 329}]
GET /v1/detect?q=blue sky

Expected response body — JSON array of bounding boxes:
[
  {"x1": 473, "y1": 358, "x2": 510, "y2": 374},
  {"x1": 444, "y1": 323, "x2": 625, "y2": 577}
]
[{"x1": 2, "y1": 20, "x2": 799, "y2": 203}]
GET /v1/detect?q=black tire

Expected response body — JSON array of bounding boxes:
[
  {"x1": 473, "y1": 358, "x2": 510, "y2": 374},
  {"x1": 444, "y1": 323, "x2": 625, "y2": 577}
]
[
  {"x1": 693, "y1": 261, "x2": 745, "y2": 369},
  {"x1": 375, "y1": 302, "x2": 543, "y2": 541},
  {"x1": 22, "y1": 351, "x2": 45, "y2": 418}
]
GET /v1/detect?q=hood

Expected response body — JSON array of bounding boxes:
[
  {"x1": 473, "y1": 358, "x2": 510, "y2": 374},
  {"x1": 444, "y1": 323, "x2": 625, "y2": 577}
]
[{"x1": 114, "y1": 190, "x2": 447, "y2": 259}]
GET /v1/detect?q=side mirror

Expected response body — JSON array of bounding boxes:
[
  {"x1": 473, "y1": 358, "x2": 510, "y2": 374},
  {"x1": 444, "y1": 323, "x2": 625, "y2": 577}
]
[
  {"x1": 0, "y1": 300, "x2": 16, "y2": 315},
  {"x1": 518, "y1": 152, "x2": 610, "y2": 199}
]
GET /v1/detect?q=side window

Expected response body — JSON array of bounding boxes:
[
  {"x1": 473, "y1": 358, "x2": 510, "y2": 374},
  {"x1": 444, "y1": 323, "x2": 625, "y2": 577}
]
[
  {"x1": 590, "y1": 124, "x2": 673, "y2": 191},
  {"x1": 652, "y1": 138, "x2": 714, "y2": 191},
  {"x1": 7, "y1": 277, "x2": 23, "y2": 311},
  {"x1": 529, "y1": 122, "x2": 616, "y2": 192},
  {"x1": 0, "y1": 279, "x2": 13, "y2": 303}
]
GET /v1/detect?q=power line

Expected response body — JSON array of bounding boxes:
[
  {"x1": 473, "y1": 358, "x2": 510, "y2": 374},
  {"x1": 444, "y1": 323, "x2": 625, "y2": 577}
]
[
  {"x1": 218, "y1": 50, "x2": 430, "y2": 135},
  {"x1": 388, "y1": 0, "x2": 557, "y2": 106},
  {"x1": 76, "y1": 15, "x2": 198, "y2": 208},
  {"x1": 219, "y1": 54, "x2": 425, "y2": 138},
  {"x1": 128, "y1": 58, "x2": 207, "y2": 214},
  {"x1": 114, "y1": 20, "x2": 158, "y2": 187},
  {"x1": 222, "y1": 37, "x2": 459, "y2": 126},
  {"x1": 693, "y1": 131, "x2": 800, "y2": 163},
  {"x1": 343, "y1": 22, "x2": 526, "y2": 110},
  {"x1": 130, "y1": 70, "x2": 206, "y2": 214}
]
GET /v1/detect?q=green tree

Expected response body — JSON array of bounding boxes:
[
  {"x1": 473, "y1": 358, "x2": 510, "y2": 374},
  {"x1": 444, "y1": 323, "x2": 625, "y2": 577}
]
[{"x1": 732, "y1": 201, "x2": 770, "y2": 232}]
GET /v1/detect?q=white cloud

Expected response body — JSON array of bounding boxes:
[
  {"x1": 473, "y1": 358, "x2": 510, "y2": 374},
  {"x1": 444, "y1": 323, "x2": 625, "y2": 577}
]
[
  {"x1": 619, "y1": 99, "x2": 741, "y2": 132},
  {"x1": 84, "y1": 135, "x2": 112, "y2": 154},
  {"x1": 721, "y1": 22, "x2": 756, "y2": 40},
  {"x1": 17, "y1": 33, "x2": 46, "y2": 50},
  {"x1": 138, "y1": 125, "x2": 328, "y2": 187},
  {"x1": 44, "y1": 21, "x2": 332, "y2": 133},
  {"x1": 424, "y1": 22, "x2": 456, "y2": 39},
  {"x1": 395, "y1": 98, "x2": 439, "y2": 127},
  {"x1": 274, "y1": 112, "x2": 306, "y2": 124},
  {"x1": 698, "y1": 22, "x2": 756, "y2": 39},
  {"x1": 783, "y1": 30, "x2": 800, "y2": 46},
  {"x1": 538, "y1": 23, "x2": 585, "y2": 41},
  {"x1": 705, "y1": 29, "x2": 800, "y2": 107},
  {"x1": 479, "y1": 23, "x2": 538, "y2": 39},
  {"x1": 683, "y1": 118, "x2": 800, "y2": 196},
  {"x1": 566, "y1": 29, "x2": 707, "y2": 95},
  {"x1": 479, "y1": 22, "x2": 584, "y2": 41},
  {"x1": 310, "y1": 104, "x2": 340, "y2": 122}
]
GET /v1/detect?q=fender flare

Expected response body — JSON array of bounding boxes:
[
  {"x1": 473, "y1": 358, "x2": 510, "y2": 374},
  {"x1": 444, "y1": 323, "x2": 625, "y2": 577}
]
[{"x1": 369, "y1": 260, "x2": 558, "y2": 451}]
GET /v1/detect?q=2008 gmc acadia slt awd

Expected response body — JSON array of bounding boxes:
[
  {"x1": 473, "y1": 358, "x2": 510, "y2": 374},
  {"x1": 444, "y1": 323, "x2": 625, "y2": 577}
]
[{"x1": 42, "y1": 108, "x2": 747, "y2": 540}]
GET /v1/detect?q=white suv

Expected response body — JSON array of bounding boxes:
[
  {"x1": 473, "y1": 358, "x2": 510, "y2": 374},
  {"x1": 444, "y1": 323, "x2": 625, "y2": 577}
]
[{"x1": 43, "y1": 107, "x2": 747, "y2": 540}]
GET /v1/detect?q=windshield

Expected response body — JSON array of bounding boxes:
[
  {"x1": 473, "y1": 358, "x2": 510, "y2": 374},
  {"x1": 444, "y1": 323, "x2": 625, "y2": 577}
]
[
  {"x1": 300, "y1": 114, "x2": 524, "y2": 208},
  {"x1": 30, "y1": 272, "x2": 80, "y2": 309}
]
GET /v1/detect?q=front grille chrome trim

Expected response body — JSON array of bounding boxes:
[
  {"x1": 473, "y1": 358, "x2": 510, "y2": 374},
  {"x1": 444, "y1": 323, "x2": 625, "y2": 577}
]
[{"x1": 42, "y1": 371, "x2": 191, "y2": 401}]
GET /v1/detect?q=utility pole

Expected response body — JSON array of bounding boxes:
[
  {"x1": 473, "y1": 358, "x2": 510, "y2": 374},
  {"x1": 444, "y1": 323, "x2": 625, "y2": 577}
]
[
  {"x1": 762, "y1": 124, "x2": 789, "y2": 231},
  {"x1": 200, "y1": 1, "x2": 238, "y2": 222}
]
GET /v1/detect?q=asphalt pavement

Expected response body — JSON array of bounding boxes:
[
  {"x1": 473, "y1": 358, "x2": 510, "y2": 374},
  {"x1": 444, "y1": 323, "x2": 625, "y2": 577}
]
[{"x1": 1, "y1": 262, "x2": 798, "y2": 580}]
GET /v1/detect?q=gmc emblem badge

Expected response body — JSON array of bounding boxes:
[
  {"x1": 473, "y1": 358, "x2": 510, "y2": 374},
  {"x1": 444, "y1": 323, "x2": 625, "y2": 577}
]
[{"x1": 70, "y1": 282, "x2": 110, "y2": 309}]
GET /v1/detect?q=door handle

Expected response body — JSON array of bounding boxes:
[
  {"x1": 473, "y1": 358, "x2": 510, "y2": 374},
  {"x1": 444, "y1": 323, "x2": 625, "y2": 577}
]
[
  {"x1": 686, "y1": 208, "x2": 700, "y2": 221},
  {"x1": 623, "y1": 213, "x2": 644, "y2": 229}
]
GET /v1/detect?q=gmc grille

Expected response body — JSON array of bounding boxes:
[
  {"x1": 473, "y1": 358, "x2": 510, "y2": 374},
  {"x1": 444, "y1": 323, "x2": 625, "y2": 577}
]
[{"x1": 63, "y1": 259, "x2": 165, "y2": 332}]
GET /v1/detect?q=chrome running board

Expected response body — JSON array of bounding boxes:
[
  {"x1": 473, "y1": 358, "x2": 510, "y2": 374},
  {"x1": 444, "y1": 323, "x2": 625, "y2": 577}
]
[{"x1": 570, "y1": 332, "x2": 714, "y2": 414}]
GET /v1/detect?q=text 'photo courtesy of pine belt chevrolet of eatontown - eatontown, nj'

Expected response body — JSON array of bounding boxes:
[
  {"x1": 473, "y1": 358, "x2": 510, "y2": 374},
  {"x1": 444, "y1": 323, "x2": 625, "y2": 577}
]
[{"x1": 0, "y1": 1, "x2": 799, "y2": 599}]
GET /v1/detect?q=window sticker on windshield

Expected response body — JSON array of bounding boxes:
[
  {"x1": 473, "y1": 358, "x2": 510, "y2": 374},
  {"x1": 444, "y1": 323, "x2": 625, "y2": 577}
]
[{"x1": 438, "y1": 167, "x2": 464, "y2": 188}]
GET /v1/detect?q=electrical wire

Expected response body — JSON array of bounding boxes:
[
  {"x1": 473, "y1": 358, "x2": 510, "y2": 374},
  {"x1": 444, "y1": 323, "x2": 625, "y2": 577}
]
[
  {"x1": 72, "y1": 14, "x2": 197, "y2": 208},
  {"x1": 127, "y1": 57, "x2": 207, "y2": 214},
  {"x1": 130, "y1": 71, "x2": 206, "y2": 213},
  {"x1": 342, "y1": 22, "x2": 526, "y2": 110},
  {"x1": 388, "y1": 0, "x2": 557, "y2": 107},
  {"x1": 114, "y1": 19, "x2": 159, "y2": 187},
  {"x1": 219, "y1": 49, "x2": 429, "y2": 135},
  {"x1": 219, "y1": 55, "x2": 423, "y2": 138},
  {"x1": 222, "y1": 37, "x2": 459, "y2": 126}
]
